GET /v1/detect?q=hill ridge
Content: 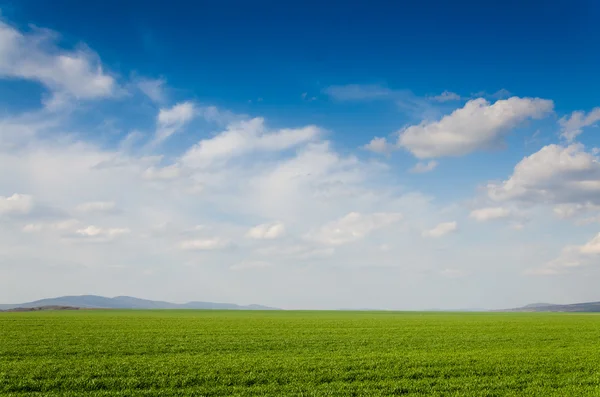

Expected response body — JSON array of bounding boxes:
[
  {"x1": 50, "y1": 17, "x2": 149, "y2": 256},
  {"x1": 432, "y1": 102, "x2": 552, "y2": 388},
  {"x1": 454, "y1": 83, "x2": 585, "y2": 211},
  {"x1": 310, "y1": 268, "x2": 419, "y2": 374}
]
[{"x1": 0, "y1": 295, "x2": 280, "y2": 311}]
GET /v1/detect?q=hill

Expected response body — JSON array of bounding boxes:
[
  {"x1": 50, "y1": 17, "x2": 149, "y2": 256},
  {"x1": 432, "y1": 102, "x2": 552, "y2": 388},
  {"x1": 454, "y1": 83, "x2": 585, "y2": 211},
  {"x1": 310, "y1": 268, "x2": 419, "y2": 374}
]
[
  {"x1": 503, "y1": 301, "x2": 600, "y2": 312},
  {"x1": 0, "y1": 295, "x2": 279, "y2": 311}
]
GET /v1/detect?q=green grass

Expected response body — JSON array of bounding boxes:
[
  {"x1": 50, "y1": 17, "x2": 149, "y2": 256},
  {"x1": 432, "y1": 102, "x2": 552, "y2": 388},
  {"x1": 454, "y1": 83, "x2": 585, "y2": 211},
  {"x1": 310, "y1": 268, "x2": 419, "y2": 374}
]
[{"x1": 1, "y1": 310, "x2": 600, "y2": 396}]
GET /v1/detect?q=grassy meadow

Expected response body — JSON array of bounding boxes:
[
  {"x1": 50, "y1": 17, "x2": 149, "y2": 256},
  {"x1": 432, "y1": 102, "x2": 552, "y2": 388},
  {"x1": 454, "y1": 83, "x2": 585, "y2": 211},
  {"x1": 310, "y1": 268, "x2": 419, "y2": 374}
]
[{"x1": 1, "y1": 310, "x2": 600, "y2": 396}]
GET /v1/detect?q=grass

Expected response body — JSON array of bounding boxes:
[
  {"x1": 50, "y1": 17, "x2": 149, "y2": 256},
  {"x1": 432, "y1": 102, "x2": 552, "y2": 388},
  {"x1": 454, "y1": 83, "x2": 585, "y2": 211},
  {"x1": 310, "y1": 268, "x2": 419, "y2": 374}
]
[{"x1": 1, "y1": 310, "x2": 600, "y2": 396}]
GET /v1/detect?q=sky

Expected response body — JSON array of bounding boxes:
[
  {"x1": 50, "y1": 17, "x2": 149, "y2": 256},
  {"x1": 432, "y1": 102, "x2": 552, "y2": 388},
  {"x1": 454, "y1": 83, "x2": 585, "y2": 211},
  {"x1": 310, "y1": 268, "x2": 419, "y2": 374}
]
[{"x1": 1, "y1": 1, "x2": 600, "y2": 310}]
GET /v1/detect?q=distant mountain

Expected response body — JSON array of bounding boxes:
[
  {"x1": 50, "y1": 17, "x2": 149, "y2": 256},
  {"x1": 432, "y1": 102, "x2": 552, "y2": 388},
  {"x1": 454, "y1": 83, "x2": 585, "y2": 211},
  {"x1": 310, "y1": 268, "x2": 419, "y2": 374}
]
[
  {"x1": 503, "y1": 301, "x2": 600, "y2": 312},
  {"x1": 521, "y1": 303, "x2": 557, "y2": 309},
  {"x1": 3, "y1": 305, "x2": 80, "y2": 312},
  {"x1": 0, "y1": 295, "x2": 279, "y2": 311}
]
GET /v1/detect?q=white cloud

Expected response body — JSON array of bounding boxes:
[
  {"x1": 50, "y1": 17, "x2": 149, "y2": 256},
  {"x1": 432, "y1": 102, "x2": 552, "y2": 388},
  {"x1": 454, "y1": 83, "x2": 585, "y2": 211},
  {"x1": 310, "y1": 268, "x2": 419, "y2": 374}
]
[
  {"x1": 469, "y1": 207, "x2": 511, "y2": 222},
  {"x1": 398, "y1": 97, "x2": 554, "y2": 158},
  {"x1": 181, "y1": 117, "x2": 321, "y2": 168},
  {"x1": 431, "y1": 91, "x2": 461, "y2": 102},
  {"x1": 76, "y1": 226, "x2": 129, "y2": 237},
  {"x1": 179, "y1": 238, "x2": 230, "y2": 250},
  {"x1": 487, "y1": 144, "x2": 600, "y2": 204},
  {"x1": 0, "y1": 193, "x2": 33, "y2": 215},
  {"x1": 68, "y1": 225, "x2": 130, "y2": 243},
  {"x1": 0, "y1": 20, "x2": 115, "y2": 102},
  {"x1": 154, "y1": 101, "x2": 196, "y2": 143},
  {"x1": 158, "y1": 102, "x2": 195, "y2": 125},
  {"x1": 76, "y1": 201, "x2": 116, "y2": 213},
  {"x1": 422, "y1": 221, "x2": 457, "y2": 238},
  {"x1": 364, "y1": 137, "x2": 391, "y2": 154},
  {"x1": 246, "y1": 222, "x2": 285, "y2": 239},
  {"x1": 531, "y1": 233, "x2": 600, "y2": 275},
  {"x1": 137, "y1": 77, "x2": 166, "y2": 103},
  {"x1": 307, "y1": 212, "x2": 403, "y2": 246},
  {"x1": 409, "y1": 160, "x2": 438, "y2": 174},
  {"x1": 559, "y1": 108, "x2": 600, "y2": 142}
]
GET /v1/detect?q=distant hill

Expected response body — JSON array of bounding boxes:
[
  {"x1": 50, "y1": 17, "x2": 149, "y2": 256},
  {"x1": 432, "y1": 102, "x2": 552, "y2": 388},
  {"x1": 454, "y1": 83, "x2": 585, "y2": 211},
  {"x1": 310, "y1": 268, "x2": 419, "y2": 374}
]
[
  {"x1": 2, "y1": 305, "x2": 80, "y2": 312},
  {"x1": 503, "y1": 301, "x2": 600, "y2": 312},
  {"x1": 0, "y1": 295, "x2": 279, "y2": 311},
  {"x1": 521, "y1": 303, "x2": 557, "y2": 309}
]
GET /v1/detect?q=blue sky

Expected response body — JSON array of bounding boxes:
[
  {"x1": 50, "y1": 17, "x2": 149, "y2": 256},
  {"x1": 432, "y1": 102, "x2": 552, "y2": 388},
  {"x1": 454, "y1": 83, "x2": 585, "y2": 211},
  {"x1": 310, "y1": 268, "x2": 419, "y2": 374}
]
[{"x1": 0, "y1": 1, "x2": 599, "y2": 309}]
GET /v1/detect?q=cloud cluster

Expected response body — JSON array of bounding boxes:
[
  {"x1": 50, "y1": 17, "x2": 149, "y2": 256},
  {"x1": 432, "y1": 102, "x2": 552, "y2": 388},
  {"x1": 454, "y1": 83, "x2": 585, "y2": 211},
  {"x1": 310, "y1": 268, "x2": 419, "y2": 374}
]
[
  {"x1": 487, "y1": 144, "x2": 600, "y2": 205},
  {"x1": 398, "y1": 97, "x2": 553, "y2": 158}
]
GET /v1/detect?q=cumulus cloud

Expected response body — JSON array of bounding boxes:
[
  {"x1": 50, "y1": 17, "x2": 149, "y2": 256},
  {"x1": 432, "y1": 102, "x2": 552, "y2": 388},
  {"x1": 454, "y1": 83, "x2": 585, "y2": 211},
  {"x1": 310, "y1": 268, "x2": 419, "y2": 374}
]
[
  {"x1": 559, "y1": 108, "x2": 600, "y2": 142},
  {"x1": 181, "y1": 117, "x2": 321, "y2": 168},
  {"x1": 409, "y1": 160, "x2": 438, "y2": 173},
  {"x1": 487, "y1": 144, "x2": 600, "y2": 204},
  {"x1": 246, "y1": 222, "x2": 285, "y2": 239},
  {"x1": 363, "y1": 137, "x2": 391, "y2": 154},
  {"x1": 422, "y1": 221, "x2": 457, "y2": 238},
  {"x1": 398, "y1": 97, "x2": 554, "y2": 158},
  {"x1": 0, "y1": 20, "x2": 115, "y2": 103},
  {"x1": 307, "y1": 212, "x2": 403, "y2": 246},
  {"x1": 469, "y1": 207, "x2": 511, "y2": 222},
  {"x1": 0, "y1": 194, "x2": 33, "y2": 215},
  {"x1": 76, "y1": 201, "x2": 116, "y2": 213}
]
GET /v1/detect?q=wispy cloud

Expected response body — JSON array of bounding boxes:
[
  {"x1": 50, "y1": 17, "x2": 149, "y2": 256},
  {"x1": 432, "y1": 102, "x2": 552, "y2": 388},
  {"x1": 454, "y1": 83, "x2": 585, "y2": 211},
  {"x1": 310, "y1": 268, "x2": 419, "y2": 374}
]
[
  {"x1": 0, "y1": 19, "x2": 116, "y2": 107},
  {"x1": 430, "y1": 91, "x2": 461, "y2": 102}
]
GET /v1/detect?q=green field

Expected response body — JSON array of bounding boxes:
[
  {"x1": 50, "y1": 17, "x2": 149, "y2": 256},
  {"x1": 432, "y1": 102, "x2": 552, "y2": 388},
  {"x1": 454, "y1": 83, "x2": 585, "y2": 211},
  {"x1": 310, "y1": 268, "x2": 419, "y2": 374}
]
[{"x1": 1, "y1": 310, "x2": 600, "y2": 396}]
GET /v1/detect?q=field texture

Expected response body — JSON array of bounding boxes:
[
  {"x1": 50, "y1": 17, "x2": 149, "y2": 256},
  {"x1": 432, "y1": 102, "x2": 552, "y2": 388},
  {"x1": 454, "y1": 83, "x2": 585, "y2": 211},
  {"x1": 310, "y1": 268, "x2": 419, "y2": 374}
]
[{"x1": 1, "y1": 311, "x2": 600, "y2": 396}]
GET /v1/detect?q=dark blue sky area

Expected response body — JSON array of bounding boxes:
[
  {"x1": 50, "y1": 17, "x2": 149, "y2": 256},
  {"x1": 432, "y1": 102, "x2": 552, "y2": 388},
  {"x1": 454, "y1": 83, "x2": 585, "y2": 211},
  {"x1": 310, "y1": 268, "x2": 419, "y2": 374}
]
[{"x1": 3, "y1": 0, "x2": 598, "y2": 112}]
